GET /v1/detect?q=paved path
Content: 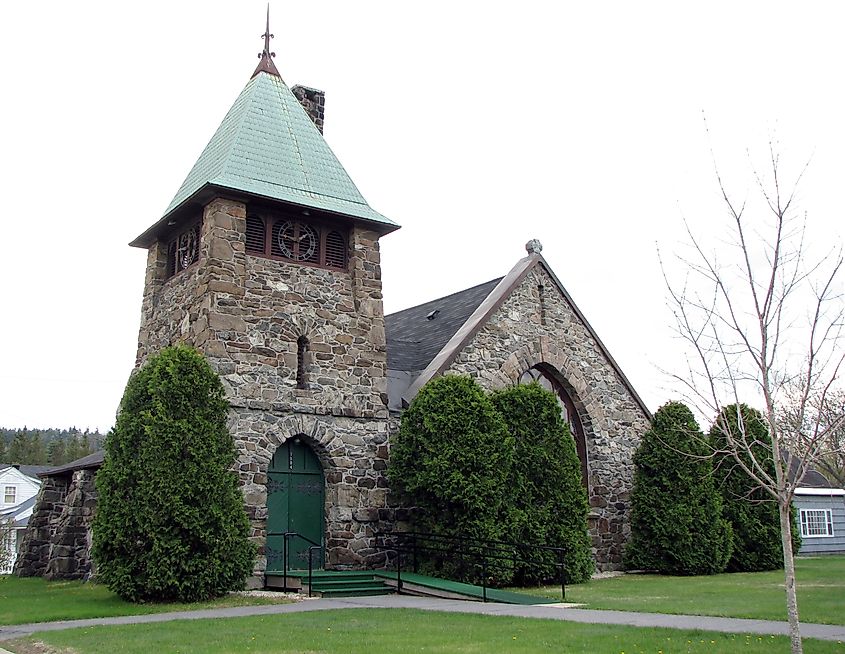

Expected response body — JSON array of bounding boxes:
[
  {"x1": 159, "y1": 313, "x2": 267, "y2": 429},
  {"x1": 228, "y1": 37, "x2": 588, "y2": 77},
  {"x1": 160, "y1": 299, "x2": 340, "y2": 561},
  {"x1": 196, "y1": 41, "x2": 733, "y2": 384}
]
[{"x1": 1, "y1": 594, "x2": 843, "y2": 647}]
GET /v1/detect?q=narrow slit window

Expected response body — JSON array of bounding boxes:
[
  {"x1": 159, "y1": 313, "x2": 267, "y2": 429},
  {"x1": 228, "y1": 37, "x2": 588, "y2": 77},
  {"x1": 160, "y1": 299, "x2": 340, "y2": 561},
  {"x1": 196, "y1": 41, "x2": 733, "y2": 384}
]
[
  {"x1": 538, "y1": 284, "x2": 547, "y2": 325},
  {"x1": 296, "y1": 335, "x2": 310, "y2": 389}
]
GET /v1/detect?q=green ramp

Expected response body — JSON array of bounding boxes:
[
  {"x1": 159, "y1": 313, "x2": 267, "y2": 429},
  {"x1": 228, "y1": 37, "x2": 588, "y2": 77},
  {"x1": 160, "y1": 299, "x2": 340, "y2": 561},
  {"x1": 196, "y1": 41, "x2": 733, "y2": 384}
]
[{"x1": 374, "y1": 571, "x2": 556, "y2": 605}]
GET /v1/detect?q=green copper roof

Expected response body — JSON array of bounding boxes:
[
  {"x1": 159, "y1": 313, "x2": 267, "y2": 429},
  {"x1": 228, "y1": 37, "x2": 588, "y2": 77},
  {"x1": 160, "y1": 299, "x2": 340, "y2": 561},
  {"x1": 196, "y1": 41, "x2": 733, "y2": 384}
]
[{"x1": 133, "y1": 70, "x2": 397, "y2": 246}]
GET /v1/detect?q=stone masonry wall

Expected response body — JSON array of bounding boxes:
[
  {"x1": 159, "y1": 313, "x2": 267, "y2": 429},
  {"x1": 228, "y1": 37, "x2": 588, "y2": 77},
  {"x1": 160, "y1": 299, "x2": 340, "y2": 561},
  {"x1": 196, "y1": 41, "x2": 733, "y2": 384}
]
[
  {"x1": 443, "y1": 265, "x2": 650, "y2": 570},
  {"x1": 44, "y1": 469, "x2": 98, "y2": 580},
  {"x1": 136, "y1": 197, "x2": 392, "y2": 583},
  {"x1": 14, "y1": 475, "x2": 70, "y2": 577}
]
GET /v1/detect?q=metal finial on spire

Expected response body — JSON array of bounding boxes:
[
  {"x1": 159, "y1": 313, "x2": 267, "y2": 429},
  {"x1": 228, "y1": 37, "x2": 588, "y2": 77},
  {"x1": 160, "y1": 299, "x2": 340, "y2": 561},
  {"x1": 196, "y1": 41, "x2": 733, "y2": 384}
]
[
  {"x1": 260, "y1": 4, "x2": 275, "y2": 60},
  {"x1": 252, "y1": 4, "x2": 282, "y2": 79}
]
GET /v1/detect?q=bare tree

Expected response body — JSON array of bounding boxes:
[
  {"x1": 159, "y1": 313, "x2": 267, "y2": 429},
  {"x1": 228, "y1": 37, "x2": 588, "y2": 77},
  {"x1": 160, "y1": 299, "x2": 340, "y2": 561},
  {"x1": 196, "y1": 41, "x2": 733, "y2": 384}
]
[
  {"x1": 662, "y1": 145, "x2": 845, "y2": 654},
  {"x1": 780, "y1": 388, "x2": 845, "y2": 488}
]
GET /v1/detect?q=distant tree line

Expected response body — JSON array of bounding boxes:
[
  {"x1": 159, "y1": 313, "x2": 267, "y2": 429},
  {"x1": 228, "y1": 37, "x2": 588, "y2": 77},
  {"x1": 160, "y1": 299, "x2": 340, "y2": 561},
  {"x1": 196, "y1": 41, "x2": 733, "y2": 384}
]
[{"x1": 0, "y1": 427, "x2": 105, "y2": 466}]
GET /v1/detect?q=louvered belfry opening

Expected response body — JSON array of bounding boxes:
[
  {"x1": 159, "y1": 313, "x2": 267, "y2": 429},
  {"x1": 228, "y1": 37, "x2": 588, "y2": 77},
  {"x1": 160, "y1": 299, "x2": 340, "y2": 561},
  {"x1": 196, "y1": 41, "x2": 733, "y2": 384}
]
[
  {"x1": 245, "y1": 208, "x2": 348, "y2": 271},
  {"x1": 325, "y1": 230, "x2": 347, "y2": 268},
  {"x1": 246, "y1": 214, "x2": 266, "y2": 253}
]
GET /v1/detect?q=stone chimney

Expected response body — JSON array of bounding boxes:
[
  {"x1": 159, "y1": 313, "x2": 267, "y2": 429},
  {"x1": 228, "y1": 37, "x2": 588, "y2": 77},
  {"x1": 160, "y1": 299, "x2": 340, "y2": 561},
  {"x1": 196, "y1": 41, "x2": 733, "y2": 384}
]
[{"x1": 292, "y1": 85, "x2": 325, "y2": 134}]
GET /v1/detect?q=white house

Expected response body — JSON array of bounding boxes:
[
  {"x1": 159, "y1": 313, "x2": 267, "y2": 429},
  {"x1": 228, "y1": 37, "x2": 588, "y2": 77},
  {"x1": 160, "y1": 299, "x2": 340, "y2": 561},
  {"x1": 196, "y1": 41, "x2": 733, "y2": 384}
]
[{"x1": 0, "y1": 465, "x2": 51, "y2": 573}]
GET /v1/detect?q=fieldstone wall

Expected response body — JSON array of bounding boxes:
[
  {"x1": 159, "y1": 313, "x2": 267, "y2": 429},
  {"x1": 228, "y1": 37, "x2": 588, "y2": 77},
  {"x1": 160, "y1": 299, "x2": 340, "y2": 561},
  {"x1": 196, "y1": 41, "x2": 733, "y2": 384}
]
[
  {"x1": 137, "y1": 196, "x2": 392, "y2": 585},
  {"x1": 44, "y1": 469, "x2": 98, "y2": 580},
  {"x1": 231, "y1": 409, "x2": 393, "y2": 577},
  {"x1": 442, "y1": 265, "x2": 650, "y2": 570},
  {"x1": 14, "y1": 476, "x2": 69, "y2": 577}
]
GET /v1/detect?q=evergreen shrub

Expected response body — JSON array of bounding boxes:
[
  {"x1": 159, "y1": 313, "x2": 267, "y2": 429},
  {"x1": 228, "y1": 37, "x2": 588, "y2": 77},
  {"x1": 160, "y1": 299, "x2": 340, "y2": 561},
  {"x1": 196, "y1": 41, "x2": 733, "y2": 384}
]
[
  {"x1": 92, "y1": 345, "x2": 255, "y2": 602},
  {"x1": 625, "y1": 401, "x2": 733, "y2": 575},
  {"x1": 491, "y1": 382, "x2": 593, "y2": 584},
  {"x1": 710, "y1": 404, "x2": 800, "y2": 571},
  {"x1": 388, "y1": 375, "x2": 514, "y2": 584}
]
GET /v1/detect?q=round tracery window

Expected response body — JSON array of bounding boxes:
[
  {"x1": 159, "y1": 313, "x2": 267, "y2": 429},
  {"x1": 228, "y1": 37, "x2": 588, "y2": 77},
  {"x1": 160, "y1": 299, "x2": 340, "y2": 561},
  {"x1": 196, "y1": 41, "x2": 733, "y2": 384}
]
[
  {"x1": 177, "y1": 228, "x2": 198, "y2": 270},
  {"x1": 278, "y1": 221, "x2": 318, "y2": 262}
]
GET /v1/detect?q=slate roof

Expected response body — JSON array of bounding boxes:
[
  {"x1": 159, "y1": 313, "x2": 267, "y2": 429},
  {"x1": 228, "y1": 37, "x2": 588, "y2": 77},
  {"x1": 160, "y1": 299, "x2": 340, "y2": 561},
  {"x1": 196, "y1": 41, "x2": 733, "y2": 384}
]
[
  {"x1": 387, "y1": 252, "x2": 652, "y2": 420},
  {"x1": 386, "y1": 278, "x2": 503, "y2": 373},
  {"x1": 131, "y1": 69, "x2": 398, "y2": 248}
]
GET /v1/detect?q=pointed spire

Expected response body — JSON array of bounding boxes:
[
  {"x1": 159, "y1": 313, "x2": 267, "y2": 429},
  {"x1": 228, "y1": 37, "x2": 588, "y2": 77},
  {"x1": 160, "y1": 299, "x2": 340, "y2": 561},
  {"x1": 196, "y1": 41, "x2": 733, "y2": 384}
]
[{"x1": 252, "y1": 4, "x2": 282, "y2": 79}]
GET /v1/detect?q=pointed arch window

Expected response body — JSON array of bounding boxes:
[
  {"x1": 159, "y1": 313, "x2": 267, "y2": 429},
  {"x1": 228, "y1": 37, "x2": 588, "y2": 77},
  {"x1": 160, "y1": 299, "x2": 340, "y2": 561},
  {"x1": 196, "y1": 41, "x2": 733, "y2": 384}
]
[{"x1": 519, "y1": 366, "x2": 588, "y2": 486}]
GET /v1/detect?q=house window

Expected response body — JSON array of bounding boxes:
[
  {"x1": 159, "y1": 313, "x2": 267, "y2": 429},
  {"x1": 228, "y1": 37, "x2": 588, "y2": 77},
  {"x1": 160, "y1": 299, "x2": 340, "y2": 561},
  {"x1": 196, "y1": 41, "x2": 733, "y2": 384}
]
[
  {"x1": 3, "y1": 486, "x2": 15, "y2": 504},
  {"x1": 165, "y1": 223, "x2": 201, "y2": 279},
  {"x1": 245, "y1": 210, "x2": 348, "y2": 270},
  {"x1": 800, "y1": 509, "x2": 834, "y2": 537}
]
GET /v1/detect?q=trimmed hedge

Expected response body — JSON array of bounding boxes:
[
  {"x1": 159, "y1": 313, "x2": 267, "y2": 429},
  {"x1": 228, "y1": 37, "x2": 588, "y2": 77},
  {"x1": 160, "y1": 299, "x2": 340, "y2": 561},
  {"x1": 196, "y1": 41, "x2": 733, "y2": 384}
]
[
  {"x1": 389, "y1": 375, "x2": 514, "y2": 584},
  {"x1": 625, "y1": 401, "x2": 733, "y2": 575},
  {"x1": 491, "y1": 383, "x2": 594, "y2": 584},
  {"x1": 92, "y1": 345, "x2": 255, "y2": 602},
  {"x1": 390, "y1": 375, "x2": 593, "y2": 586},
  {"x1": 710, "y1": 404, "x2": 800, "y2": 571}
]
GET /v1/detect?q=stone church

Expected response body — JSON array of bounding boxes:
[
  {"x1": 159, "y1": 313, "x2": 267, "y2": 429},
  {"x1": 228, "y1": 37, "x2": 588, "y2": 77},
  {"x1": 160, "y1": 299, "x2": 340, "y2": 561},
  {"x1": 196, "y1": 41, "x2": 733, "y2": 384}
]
[{"x1": 15, "y1": 21, "x2": 650, "y2": 585}]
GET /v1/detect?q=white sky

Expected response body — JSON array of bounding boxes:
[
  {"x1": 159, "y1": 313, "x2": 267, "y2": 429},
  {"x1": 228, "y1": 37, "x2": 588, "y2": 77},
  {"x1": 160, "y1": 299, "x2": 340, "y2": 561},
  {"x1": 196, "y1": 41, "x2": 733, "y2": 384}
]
[{"x1": 1, "y1": 1, "x2": 843, "y2": 432}]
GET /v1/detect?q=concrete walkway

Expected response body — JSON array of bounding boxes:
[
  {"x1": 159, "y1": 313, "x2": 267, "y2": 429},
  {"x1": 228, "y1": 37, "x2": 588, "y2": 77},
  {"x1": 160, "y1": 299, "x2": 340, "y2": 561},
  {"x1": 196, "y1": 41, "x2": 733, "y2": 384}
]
[{"x1": 1, "y1": 594, "x2": 843, "y2": 646}]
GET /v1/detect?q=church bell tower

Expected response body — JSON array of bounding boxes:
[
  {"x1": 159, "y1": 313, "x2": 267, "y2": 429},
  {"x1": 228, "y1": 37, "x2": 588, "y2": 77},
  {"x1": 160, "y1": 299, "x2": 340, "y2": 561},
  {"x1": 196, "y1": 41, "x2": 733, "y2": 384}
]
[{"x1": 130, "y1": 10, "x2": 399, "y2": 584}]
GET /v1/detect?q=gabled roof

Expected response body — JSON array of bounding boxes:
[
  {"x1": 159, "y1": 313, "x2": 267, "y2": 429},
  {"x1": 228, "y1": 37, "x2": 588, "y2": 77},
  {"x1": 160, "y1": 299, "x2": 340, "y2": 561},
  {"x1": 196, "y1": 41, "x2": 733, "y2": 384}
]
[
  {"x1": 386, "y1": 278, "x2": 502, "y2": 373},
  {"x1": 0, "y1": 464, "x2": 54, "y2": 482},
  {"x1": 42, "y1": 450, "x2": 104, "y2": 477},
  {"x1": 391, "y1": 251, "x2": 651, "y2": 419},
  {"x1": 131, "y1": 69, "x2": 398, "y2": 248}
]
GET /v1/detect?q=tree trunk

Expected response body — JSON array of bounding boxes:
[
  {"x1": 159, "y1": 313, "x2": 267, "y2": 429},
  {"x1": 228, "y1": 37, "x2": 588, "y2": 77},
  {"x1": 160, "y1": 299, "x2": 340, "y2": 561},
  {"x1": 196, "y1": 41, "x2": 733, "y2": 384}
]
[{"x1": 779, "y1": 498, "x2": 802, "y2": 654}]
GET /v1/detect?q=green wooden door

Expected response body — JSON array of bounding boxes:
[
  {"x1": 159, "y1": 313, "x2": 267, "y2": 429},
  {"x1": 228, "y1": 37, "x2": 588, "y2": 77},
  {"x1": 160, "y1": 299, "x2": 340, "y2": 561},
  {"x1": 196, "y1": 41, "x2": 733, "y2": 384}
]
[{"x1": 266, "y1": 438, "x2": 325, "y2": 572}]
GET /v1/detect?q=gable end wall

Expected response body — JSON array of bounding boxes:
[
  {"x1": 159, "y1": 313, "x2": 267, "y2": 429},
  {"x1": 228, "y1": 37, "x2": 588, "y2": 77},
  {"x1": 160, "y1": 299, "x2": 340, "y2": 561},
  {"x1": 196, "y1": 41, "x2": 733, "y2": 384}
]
[{"x1": 442, "y1": 266, "x2": 649, "y2": 569}]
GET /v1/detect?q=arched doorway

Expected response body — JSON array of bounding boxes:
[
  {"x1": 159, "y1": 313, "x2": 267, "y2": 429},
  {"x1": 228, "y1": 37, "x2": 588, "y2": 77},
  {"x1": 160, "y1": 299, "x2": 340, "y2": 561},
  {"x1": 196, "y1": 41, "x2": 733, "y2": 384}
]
[
  {"x1": 266, "y1": 438, "x2": 325, "y2": 572},
  {"x1": 519, "y1": 366, "x2": 589, "y2": 486}
]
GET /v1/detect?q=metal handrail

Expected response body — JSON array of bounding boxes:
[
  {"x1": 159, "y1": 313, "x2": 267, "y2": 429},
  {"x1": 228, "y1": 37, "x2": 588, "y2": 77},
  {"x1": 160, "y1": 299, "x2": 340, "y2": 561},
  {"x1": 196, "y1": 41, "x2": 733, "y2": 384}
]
[
  {"x1": 375, "y1": 530, "x2": 568, "y2": 601},
  {"x1": 267, "y1": 530, "x2": 324, "y2": 596}
]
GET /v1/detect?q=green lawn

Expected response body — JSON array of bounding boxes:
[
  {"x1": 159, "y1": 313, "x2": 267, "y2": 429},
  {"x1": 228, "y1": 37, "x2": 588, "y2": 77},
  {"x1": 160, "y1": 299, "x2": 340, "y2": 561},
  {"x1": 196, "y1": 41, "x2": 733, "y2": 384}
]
[
  {"x1": 6, "y1": 609, "x2": 844, "y2": 654},
  {"x1": 517, "y1": 556, "x2": 845, "y2": 625},
  {"x1": 0, "y1": 577, "x2": 290, "y2": 626}
]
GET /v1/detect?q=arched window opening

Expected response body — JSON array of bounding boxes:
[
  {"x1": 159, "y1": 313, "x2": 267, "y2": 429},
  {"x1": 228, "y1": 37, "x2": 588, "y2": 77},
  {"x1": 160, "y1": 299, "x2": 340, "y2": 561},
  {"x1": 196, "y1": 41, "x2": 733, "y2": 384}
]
[
  {"x1": 296, "y1": 335, "x2": 310, "y2": 389},
  {"x1": 519, "y1": 366, "x2": 588, "y2": 486}
]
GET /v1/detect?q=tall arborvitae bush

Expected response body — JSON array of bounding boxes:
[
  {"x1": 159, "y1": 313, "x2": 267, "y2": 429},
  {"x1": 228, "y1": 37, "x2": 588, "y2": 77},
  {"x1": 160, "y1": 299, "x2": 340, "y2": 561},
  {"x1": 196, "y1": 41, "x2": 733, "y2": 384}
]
[
  {"x1": 491, "y1": 383, "x2": 593, "y2": 584},
  {"x1": 625, "y1": 401, "x2": 733, "y2": 575},
  {"x1": 92, "y1": 345, "x2": 255, "y2": 602},
  {"x1": 389, "y1": 375, "x2": 514, "y2": 584},
  {"x1": 710, "y1": 404, "x2": 800, "y2": 571}
]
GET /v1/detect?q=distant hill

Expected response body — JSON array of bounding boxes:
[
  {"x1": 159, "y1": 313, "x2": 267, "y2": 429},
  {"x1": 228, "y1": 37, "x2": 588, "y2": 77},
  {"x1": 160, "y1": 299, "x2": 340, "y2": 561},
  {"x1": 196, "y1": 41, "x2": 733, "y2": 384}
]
[{"x1": 0, "y1": 427, "x2": 105, "y2": 466}]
